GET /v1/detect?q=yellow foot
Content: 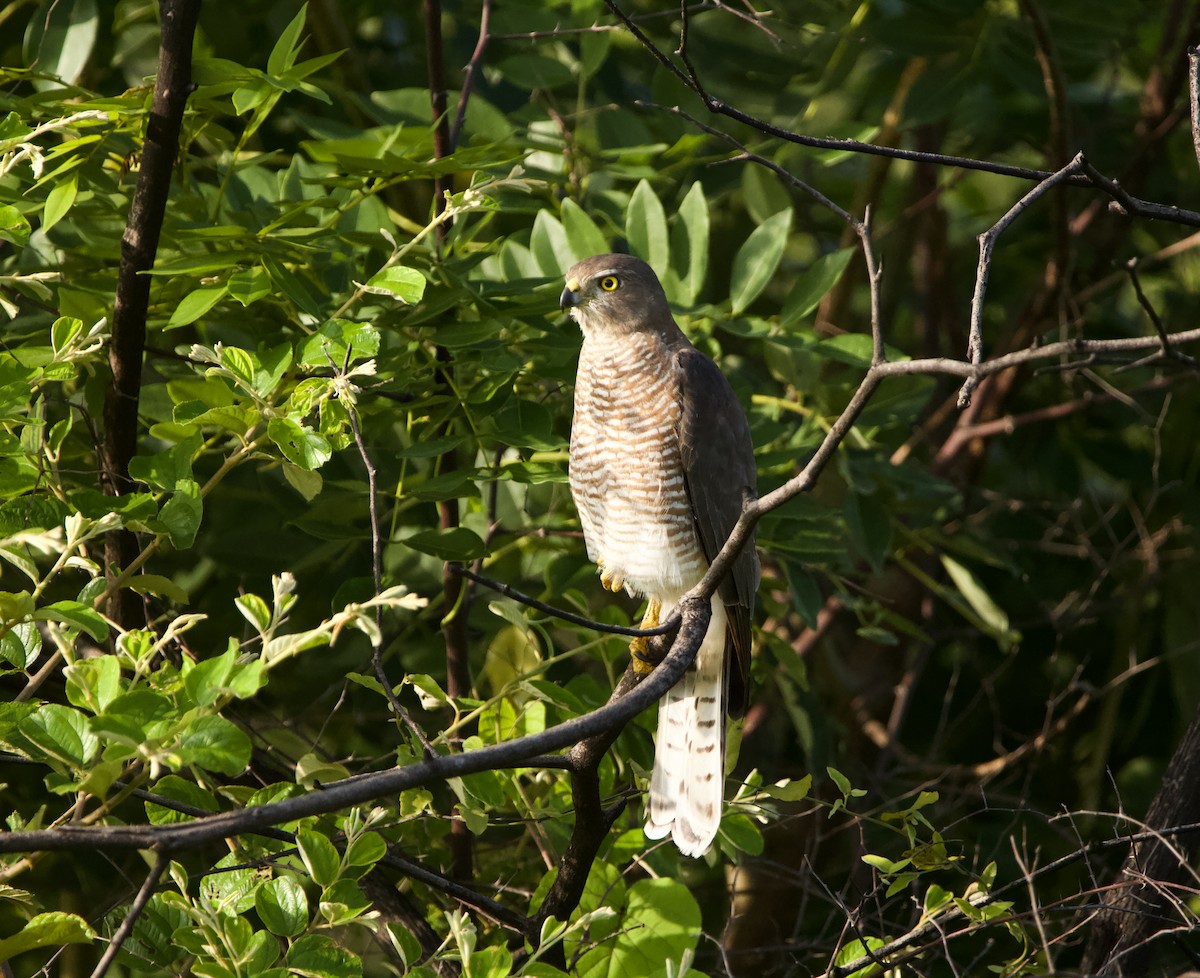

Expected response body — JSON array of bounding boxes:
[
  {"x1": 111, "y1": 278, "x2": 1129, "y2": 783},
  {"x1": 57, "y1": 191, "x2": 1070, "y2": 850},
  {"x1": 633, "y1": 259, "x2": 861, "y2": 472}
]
[
  {"x1": 598, "y1": 559, "x2": 625, "y2": 593},
  {"x1": 630, "y1": 598, "x2": 662, "y2": 677}
]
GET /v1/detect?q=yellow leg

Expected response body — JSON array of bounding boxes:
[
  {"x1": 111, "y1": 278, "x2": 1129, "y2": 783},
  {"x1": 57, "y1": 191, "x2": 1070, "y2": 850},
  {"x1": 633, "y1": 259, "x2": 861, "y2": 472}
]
[{"x1": 630, "y1": 598, "x2": 662, "y2": 677}]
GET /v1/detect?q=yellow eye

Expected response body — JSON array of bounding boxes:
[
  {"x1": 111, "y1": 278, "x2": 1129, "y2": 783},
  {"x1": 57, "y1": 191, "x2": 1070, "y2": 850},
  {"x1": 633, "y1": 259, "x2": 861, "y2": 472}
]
[{"x1": 599, "y1": 275, "x2": 620, "y2": 292}]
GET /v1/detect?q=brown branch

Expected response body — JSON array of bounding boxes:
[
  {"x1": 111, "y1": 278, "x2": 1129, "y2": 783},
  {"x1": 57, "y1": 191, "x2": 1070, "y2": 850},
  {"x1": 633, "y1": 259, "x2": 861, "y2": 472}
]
[
  {"x1": 125, "y1": 780, "x2": 527, "y2": 942},
  {"x1": 960, "y1": 153, "x2": 1086, "y2": 408},
  {"x1": 101, "y1": 0, "x2": 200, "y2": 630},
  {"x1": 87, "y1": 853, "x2": 167, "y2": 978},
  {"x1": 1125, "y1": 259, "x2": 1199, "y2": 367},
  {"x1": 450, "y1": 0, "x2": 492, "y2": 149},
  {"x1": 607, "y1": 0, "x2": 1200, "y2": 229},
  {"x1": 533, "y1": 668, "x2": 640, "y2": 938},
  {"x1": 0, "y1": 594, "x2": 714, "y2": 859}
]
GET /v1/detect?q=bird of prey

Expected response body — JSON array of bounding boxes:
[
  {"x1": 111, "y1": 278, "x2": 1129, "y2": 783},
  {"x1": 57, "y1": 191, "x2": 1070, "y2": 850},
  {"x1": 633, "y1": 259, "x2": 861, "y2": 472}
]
[{"x1": 561, "y1": 253, "x2": 759, "y2": 857}]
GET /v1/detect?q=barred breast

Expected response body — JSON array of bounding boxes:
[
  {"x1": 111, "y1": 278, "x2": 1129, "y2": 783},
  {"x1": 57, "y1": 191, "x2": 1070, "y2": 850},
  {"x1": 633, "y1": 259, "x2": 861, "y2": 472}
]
[{"x1": 570, "y1": 330, "x2": 706, "y2": 600}]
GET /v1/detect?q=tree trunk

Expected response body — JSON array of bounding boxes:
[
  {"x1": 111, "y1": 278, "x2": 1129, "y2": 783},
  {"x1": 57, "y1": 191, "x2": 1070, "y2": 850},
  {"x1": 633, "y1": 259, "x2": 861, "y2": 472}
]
[{"x1": 1081, "y1": 698, "x2": 1200, "y2": 975}]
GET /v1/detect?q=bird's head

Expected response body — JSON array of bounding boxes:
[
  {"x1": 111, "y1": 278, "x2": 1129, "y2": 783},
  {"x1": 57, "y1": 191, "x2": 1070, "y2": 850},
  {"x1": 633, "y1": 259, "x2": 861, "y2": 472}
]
[{"x1": 560, "y1": 253, "x2": 674, "y2": 337}]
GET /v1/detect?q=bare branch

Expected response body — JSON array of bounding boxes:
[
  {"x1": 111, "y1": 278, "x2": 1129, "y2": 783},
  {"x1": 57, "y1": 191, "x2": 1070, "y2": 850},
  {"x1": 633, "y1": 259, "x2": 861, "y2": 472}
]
[
  {"x1": 87, "y1": 853, "x2": 168, "y2": 978},
  {"x1": 450, "y1": 0, "x2": 492, "y2": 149},
  {"x1": 1125, "y1": 259, "x2": 1199, "y2": 367},
  {"x1": 960, "y1": 153, "x2": 1086, "y2": 408},
  {"x1": 607, "y1": 0, "x2": 1200, "y2": 228},
  {"x1": 343, "y1": 377, "x2": 435, "y2": 755}
]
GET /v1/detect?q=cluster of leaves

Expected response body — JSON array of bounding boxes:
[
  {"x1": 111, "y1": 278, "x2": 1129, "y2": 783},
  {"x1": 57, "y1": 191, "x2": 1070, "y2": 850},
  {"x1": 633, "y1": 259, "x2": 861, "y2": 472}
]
[{"x1": 1, "y1": 0, "x2": 1199, "y2": 975}]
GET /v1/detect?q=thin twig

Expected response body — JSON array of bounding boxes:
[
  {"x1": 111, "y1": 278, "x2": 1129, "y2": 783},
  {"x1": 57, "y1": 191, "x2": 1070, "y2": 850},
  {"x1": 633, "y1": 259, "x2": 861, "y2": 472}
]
[
  {"x1": 450, "y1": 0, "x2": 492, "y2": 149},
  {"x1": 607, "y1": 0, "x2": 1200, "y2": 229},
  {"x1": 960, "y1": 153, "x2": 1086, "y2": 408},
  {"x1": 87, "y1": 852, "x2": 168, "y2": 978},
  {"x1": 122, "y1": 780, "x2": 531, "y2": 935},
  {"x1": 342, "y1": 363, "x2": 435, "y2": 755},
  {"x1": 1125, "y1": 259, "x2": 1199, "y2": 367},
  {"x1": 453, "y1": 565, "x2": 677, "y2": 637}
]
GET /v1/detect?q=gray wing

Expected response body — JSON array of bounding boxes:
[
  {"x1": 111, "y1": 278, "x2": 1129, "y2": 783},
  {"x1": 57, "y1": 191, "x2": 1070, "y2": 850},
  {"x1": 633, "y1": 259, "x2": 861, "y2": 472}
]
[{"x1": 674, "y1": 346, "x2": 759, "y2": 714}]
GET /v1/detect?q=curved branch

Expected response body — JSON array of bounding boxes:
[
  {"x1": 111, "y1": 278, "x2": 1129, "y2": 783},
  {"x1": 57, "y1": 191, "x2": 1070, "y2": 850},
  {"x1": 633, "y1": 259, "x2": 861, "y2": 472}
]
[{"x1": 0, "y1": 596, "x2": 711, "y2": 856}]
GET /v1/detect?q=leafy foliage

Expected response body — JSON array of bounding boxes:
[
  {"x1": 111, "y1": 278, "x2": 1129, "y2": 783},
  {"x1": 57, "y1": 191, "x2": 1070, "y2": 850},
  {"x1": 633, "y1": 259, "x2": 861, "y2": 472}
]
[{"x1": 1, "y1": 0, "x2": 1199, "y2": 976}]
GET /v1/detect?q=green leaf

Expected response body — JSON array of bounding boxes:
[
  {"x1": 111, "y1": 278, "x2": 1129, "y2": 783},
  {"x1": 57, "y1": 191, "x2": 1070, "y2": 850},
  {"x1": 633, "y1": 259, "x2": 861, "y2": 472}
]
[
  {"x1": 670, "y1": 181, "x2": 709, "y2": 304},
  {"x1": 268, "y1": 417, "x2": 332, "y2": 470},
  {"x1": 126, "y1": 574, "x2": 190, "y2": 605},
  {"x1": 18, "y1": 704, "x2": 97, "y2": 768},
  {"x1": 404, "y1": 527, "x2": 487, "y2": 561},
  {"x1": 0, "y1": 622, "x2": 39, "y2": 669},
  {"x1": 298, "y1": 320, "x2": 380, "y2": 368},
  {"x1": 34, "y1": 600, "x2": 109, "y2": 642},
  {"x1": 256, "y1": 875, "x2": 309, "y2": 937},
  {"x1": 818, "y1": 333, "x2": 876, "y2": 368},
  {"x1": 766, "y1": 774, "x2": 812, "y2": 801},
  {"x1": 344, "y1": 831, "x2": 386, "y2": 869},
  {"x1": 941, "y1": 554, "x2": 1012, "y2": 642},
  {"x1": 267, "y1": 2, "x2": 310, "y2": 76},
  {"x1": 318, "y1": 878, "x2": 371, "y2": 926},
  {"x1": 183, "y1": 647, "x2": 235, "y2": 707},
  {"x1": 576, "y1": 878, "x2": 700, "y2": 978},
  {"x1": 63, "y1": 655, "x2": 121, "y2": 713},
  {"x1": 265, "y1": 256, "x2": 323, "y2": 318},
  {"x1": 496, "y1": 53, "x2": 573, "y2": 90},
  {"x1": 42, "y1": 174, "x2": 78, "y2": 232},
  {"x1": 465, "y1": 944, "x2": 512, "y2": 978},
  {"x1": 560, "y1": 198, "x2": 608, "y2": 261},
  {"x1": 0, "y1": 911, "x2": 96, "y2": 962},
  {"x1": 167, "y1": 285, "x2": 228, "y2": 329},
  {"x1": 530, "y1": 209, "x2": 573, "y2": 276},
  {"x1": 236, "y1": 593, "x2": 272, "y2": 633},
  {"x1": 24, "y1": 0, "x2": 98, "y2": 87},
  {"x1": 626, "y1": 180, "x2": 670, "y2": 279},
  {"x1": 227, "y1": 265, "x2": 273, "y2": 306},
  {"x1": 363, "y1": 266, "x2": 426, "y2": 303},
  {"x1": 730, "y1": 208, "x2": 793, "y2": 314},
  {"x1": 144, "y1": 775, "x2": 218, "y2": 824},
  {"x1": 177, "y1": 715, "x2": 251, "y2": 775},
  {"x1": 833, "y1": 936, "x2": 888, "y2": 978},
  {"x1": 128, "y1": 431, "x2": 202, "y2": 491},
  {"x1": 843, "y1": 492, "x2": 891, "y2": 574},
  {"x1": 0, "y1": 205, "x2": 32, "y2": 247},
  {"x1": 156, "y1": 480, "x2": 203, "y2": 550},
  {"x1": 285, "y1": 934, "x2": 362, "y2": 978},
  {"x1": 719, "y1": 812, "x2": 764, "y2": 855},
  {"x1": 297, "y1": 828, "x2": 342, "y2": 887},
  {"x1": 50, "y1": 316, "x2": 83, "y2": 355},
  {"x1": 781, "y1": 248, "x2": 855, "y2": 326}
]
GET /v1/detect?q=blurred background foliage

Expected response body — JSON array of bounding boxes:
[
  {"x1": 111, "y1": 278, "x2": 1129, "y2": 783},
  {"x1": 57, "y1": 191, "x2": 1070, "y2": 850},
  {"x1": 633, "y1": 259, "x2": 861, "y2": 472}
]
[{"x1": 1, "y1": 0, "x2": 1199, "y2": 974}]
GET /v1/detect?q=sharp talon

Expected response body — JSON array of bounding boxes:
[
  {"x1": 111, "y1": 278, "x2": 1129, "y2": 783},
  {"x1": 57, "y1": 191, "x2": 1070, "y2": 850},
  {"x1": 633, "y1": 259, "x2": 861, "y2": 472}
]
[
  {"x1": 600, "y1": 568, "x2": 624, "y2": 592},
  {"x1": 629, "y1": 597, "x2": 663, "y2": 675},
  {"x1": 631, "y1": 639, "x2": 656, "y2": 676}
]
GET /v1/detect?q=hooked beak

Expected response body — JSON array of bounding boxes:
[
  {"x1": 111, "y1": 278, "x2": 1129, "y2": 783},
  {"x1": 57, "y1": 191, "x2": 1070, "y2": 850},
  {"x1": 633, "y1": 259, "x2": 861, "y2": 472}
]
[{"x1": 560, "y1": 278, "x2": 582, "y2": 311}]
